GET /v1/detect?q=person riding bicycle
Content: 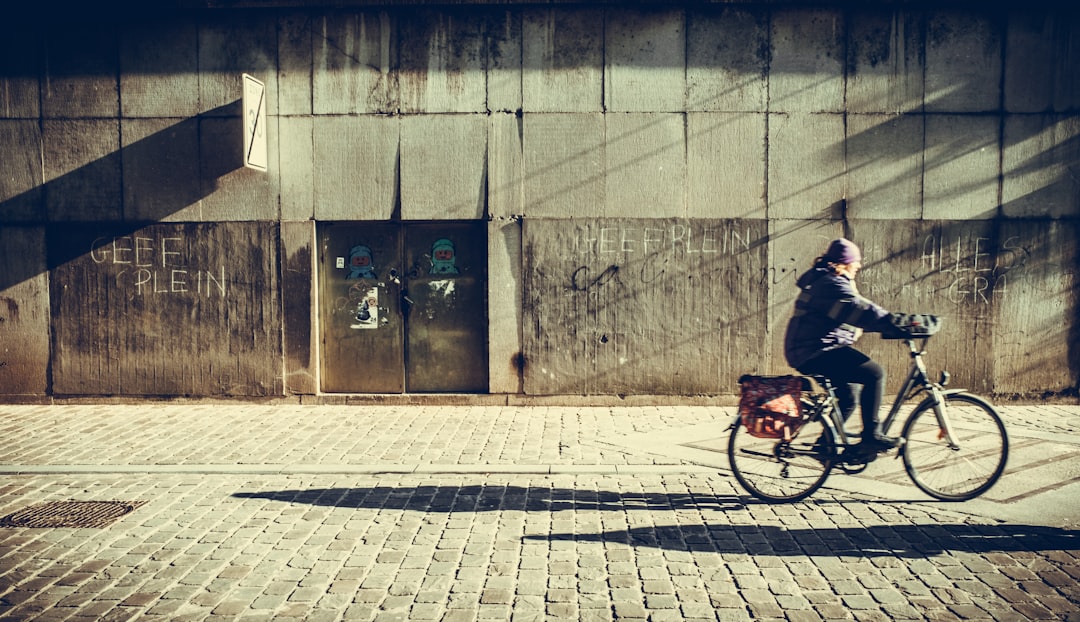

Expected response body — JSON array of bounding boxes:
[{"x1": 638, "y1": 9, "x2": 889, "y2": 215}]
[{"x1": 784, "y1": 238, "x2": 905, "y2": 454}]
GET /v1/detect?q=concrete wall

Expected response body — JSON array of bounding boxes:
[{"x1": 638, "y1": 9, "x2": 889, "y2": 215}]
[{"x1": 0, "y1": 4, "x2": 1076, "y2": 400}]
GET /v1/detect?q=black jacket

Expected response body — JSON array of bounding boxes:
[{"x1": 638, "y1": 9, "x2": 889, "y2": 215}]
[{"x1": 783, "y1": 264, "x2": 895, "y2": 369}]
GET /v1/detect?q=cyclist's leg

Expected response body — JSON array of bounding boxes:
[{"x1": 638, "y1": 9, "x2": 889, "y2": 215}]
[{"x1": 799, "y1": 348, "x2": 893, "y2": 449}]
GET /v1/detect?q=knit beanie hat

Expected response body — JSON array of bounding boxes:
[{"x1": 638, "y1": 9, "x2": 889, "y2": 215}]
[{"x1": 824, "y1": 238, "x2": 862, "y2": 264}]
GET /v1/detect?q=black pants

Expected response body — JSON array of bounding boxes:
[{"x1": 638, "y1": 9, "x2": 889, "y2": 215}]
[{"x1": 797, "y1": 346, "x2": 886, "y2": 440}]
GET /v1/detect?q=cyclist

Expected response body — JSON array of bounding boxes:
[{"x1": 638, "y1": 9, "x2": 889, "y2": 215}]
[{"x1": 783, "y1": 238, "x2": 904, "y2": 453}]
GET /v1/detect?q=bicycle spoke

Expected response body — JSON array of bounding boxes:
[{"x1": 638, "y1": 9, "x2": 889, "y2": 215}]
[{"x1": 902, "y1": 394, "x2": 1008, "y2": 501}]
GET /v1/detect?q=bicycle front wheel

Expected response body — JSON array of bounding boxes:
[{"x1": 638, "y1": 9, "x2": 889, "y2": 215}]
[
  {"x1": 728, "y1": 417, "x2": 835, "y2": 503},
  {"x1": 901, "y1": 393, "x2": 1008, "y2": 501}
]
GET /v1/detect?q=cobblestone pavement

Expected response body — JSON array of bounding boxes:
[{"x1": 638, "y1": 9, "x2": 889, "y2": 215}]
[{"x1": 1, "y1": 403, "x2": 1078, "y2": 621}]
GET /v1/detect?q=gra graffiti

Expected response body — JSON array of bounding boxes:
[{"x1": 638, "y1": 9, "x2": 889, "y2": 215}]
[{"x1": 89, "y1": 235, "x2": 227, "y2": 297}]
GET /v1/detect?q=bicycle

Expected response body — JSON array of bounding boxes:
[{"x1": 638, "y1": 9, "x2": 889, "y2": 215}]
[{"x1": 727, "y1": 320, "x2": 1009, "y2": 503}]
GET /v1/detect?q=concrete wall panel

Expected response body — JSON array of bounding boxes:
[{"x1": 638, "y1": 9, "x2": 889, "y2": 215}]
[
  {"x1": 523, "y1": 218, "x2": 769, "y2": 395},
  {"x1": 605, "y1": 9, "x2": 686, "y2": 113},
  {"x1": 43, "y1": 119, "x2": 122, "y2": 222},
  {"x1": 49, "y1": 222, "x2": 282, "y2": 396},
  {"x1": 279, "y1": 12, "x2": 314, "y2": 117},
  {"x1": 0, "y1": 120, "x2": 43, "y2": 222},
  {"x1": 42, "y1": 23, "x2": 118, "y2": 119},
  {"x1": 687, "y1": 112, "x2": 766, "y2": 219},
  {"x1": 398, "y1": 11, "x2": 487, "y2": 114},
  {"x1": 488, "y1": 112, "x2": 523, "y2": 219},
  {"x1": 686, "y1": 7, "x2": 768, "y2": 113},
  {"x1": 769, "y1": 9, "x2": 845, "y2": 113},
  {"x1": 993, "y1": 220, "x2": 1079, "y2": 394},
  {"x1": 122, "y1": 117, "x2": 203, "y2": 223},
  {"x1": 199, "y1": 15, "x2": 278, "y2": 117},
  {"x1": 1002, "y1": 114, "x2": 1080, "y2": 219},
  {"x1": 923, "y1": 114, "x2": 1000, "y2": 220},
  {"x1": 488, "y1": 218, "x2": 523, "y2": 394},
  {"x1": 282, "y1": 220, "x2": 317, "y2": 395},
  {"x1": 522, "y1": 113, "x2": 605, "y2": 217},
  {"x1": 1005, "y1": 11, "x2": 1080, "y2": 113},
  {"x1": 400, "y1": 114, "x2": 487, "y2": 220},
  {"x1": 846, "y1": 114, "x2": 923, "y2": 219},
  {"x1": 605, "y1": 113, "x2": 685, "y2": 218},
  {"x1": 120, "y1": 18, "x2": 199, "y2": 118},
  {"x1": 487, "y1": 10, "x2": 522, "y2": 113},
  {"x1": 198, "y1": 117, "x2": 279, "y2": 222},
  {"x1": 522, "y1": 8, "x2": 603, "y2": 113},
  {"x1": 0, "y1": 27, "x2": 41, "y2": 118},
  {"x1": 847, "y1": 10, "x2": 925, "y2": 114},
  {"x1": 313, "y1": 115, "x2": 399, "y2": 221},
  {"x1": 0, "y1": 227, "x2": 49, "y2": 396},
  {"x1": 852, "y1": 219, "x2": 996, "y2": 394},
  {"x1": 767, "y1": 112, "x2": 846, "y2": 219},
  {"x1": 313, "y1": 11, "x2": 397, "y2": 115},
  {"x1": 925, "y1": 11, "x2": 1002, "y2": 114},
  {"x1": 279, "y1": 116, "x2": 315, "y2": 222}
]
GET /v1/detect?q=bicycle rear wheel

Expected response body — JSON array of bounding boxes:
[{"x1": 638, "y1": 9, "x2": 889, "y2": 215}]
[
  {"x1": 728, "y1": 417, "x2": 834, "y2": 503},
  {"x1": 901, "y1": 393, "x2": 1008, "y2": 501}
]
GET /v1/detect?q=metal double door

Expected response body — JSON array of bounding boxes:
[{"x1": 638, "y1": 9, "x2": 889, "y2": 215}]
[{"x1": 318, "y1": 221, "x2": 488, "y2": 393}]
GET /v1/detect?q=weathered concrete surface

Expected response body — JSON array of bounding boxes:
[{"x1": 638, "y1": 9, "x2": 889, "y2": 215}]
[
  {"x1": 197, "y1": 14, "x2": 278, "y2": 117},
  {"x1": 1, "y1": 5, "x2": 1078, "y2": 399},
  {"x1": 846, "y1": 9, "x2": 925, "y2": 114},
  {"x1": 605, "y1": 8, "x2": 685, "y2": 112},
  {"x1": 43, "y1": 119, "x2": 122, "y2": 222},
  {"x1": 923, "y1": 114, "x2": 1001, "y2": 220},
  {"x1": 686, "y1": 112, "x2": 767, "y2": 219},
  {"x1": 0, "y1": 120, "x2": 42, "y2": 222},
  {"x1": 1002, "y1": 114, "x2": 1080, "y2": 219},
  {"x1": 523, "y1": 218, "x2": 769, "y2": 395},
  {"x1": 119, "y1": 17, "x2": 200, "y2": 118},
  {"x1": 522, "y1": 113, "x2": 605, "y2": 218},
  {"x1": 1005, "y1": 11, "x2": 1080, "y2": 113},
  {"x1": 400, "y1": 114, "x2": 487, "y2": 221},
  {"x1": 398, "y1": 10, "x2": 488, "y2": 114},
  {"x1": 0, "y1": 28, "x2": 39, "y2": 119},
  {"x1": 769, "y1": 8, "x2": 845, "y2": 113},
  {"x1": 48, "y1": 223, "x2": 282, "y2": 397},
  {"x1": 278, "y1": 116, "x2": 315, "y2": 221},
  {"x1": 487, "y1": 218, "x2": 523, "y2": 394},
  {"x1": 0, "y1": 228, "x2": 49, "y2": 396},
  {"x1": 925, "y1": 11, "x2": 1001, "y2": 114},
  {"x1": 312, "y1": 10, "x2": 397, "y2": 115},
  {"x1": 282, "y1": 221, "x2": 318, "y2": 395},
  {"x1": 766, "y1": 113, "x2": 846, "y2": 220},
  {"x1": 605, "y1": 113, "x2": 685, "y2": 218},
  {"x1": 686, "y1": 7, "x2": 768, "y2": 113},
  {"x1": 522, "y1": 8, "x2": 604, "y2": 113},
  {"x1": 121, "y1": 117, "x2": 203, "y2": 223},
  {"x1": 197, "y1": 116, "x2": 279, "y2": 221},
  {"x1": 487, "y1": 112, "x2": 524, "y2": 219},
  {"x1": 312, "y1": 115, "x2": 399, "y2": 221},
  {"x1": 846, "y1": 113, "x2": 924, "y2": 219}
]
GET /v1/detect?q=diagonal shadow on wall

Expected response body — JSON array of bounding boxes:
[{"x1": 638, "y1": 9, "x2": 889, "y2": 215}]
[{"x1": 0, "y1": 100, "x2": 243, "y2": 293}]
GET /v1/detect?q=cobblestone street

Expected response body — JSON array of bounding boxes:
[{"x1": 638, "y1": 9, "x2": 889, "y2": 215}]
[{"x1": 1, "y1": 403, "x2": 1078, "y2": 620}]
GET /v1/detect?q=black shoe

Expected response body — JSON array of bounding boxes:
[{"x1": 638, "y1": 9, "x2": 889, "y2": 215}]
[{"x1": 864, "y1": 433, "x2": 900, "y2": 452}]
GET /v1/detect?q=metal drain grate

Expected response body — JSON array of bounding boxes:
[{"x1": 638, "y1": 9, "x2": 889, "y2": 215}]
[{"x1": 0, "y1": 500, "x2": 146, "y2": 528}]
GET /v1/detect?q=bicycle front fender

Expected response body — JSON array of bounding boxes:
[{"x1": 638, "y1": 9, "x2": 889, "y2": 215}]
[{"x1": 911, "y1": 388, "x2": 976, "y2": 447}]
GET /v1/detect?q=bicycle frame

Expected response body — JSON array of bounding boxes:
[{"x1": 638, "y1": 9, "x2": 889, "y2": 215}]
[{"x1": 807, "y1": 336, "x2": 962, "y2": 451}]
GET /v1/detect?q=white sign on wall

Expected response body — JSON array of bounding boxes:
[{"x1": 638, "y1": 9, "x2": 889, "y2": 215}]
[{"x1": 242, "y1": 73, "x2": 267, "y2": 171}]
